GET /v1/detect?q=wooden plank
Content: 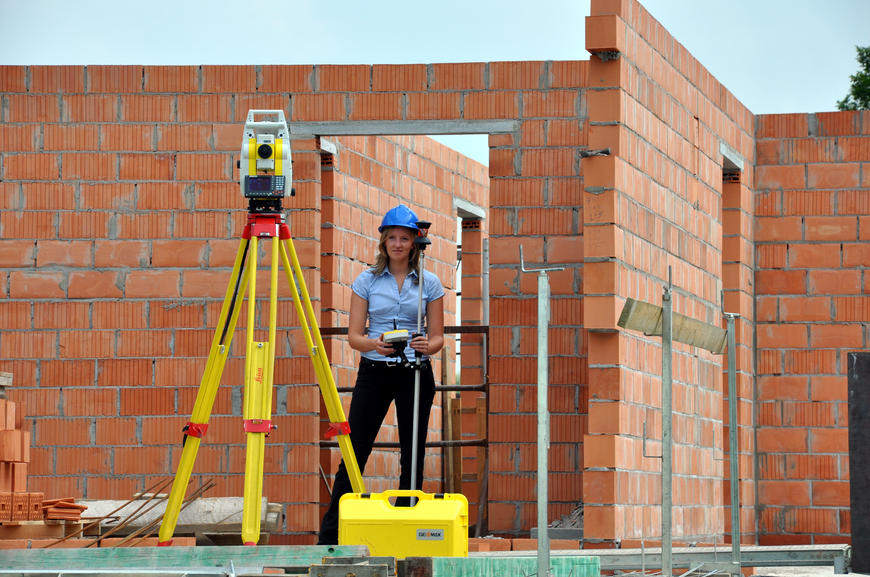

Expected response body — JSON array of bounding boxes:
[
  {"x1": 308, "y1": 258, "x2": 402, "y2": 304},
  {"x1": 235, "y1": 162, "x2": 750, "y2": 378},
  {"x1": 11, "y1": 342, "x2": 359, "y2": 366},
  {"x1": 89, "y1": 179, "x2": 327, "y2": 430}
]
[
  {"x1": 617, "y1": 297, "x2": 727, "y2": 354},
  {"x1": 0, "y1": 520, "x2": 65, "y2": 539},
  {"x1": 0, "y1": 544, "x2": 370, "y2": 570}
]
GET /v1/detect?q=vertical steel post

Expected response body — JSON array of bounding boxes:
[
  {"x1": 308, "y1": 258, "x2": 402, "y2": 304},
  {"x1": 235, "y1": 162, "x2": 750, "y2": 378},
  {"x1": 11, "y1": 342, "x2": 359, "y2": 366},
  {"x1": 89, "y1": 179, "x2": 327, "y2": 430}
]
[
  {"x1": 537, "y1": 272, "x2": 550, "y2": 577},
  {"x1": 662, "y1": 278, "x2": 673, "y2": 577},
  {"x1": 725, "y1": 313, "x2": 741, "y2": 568}
]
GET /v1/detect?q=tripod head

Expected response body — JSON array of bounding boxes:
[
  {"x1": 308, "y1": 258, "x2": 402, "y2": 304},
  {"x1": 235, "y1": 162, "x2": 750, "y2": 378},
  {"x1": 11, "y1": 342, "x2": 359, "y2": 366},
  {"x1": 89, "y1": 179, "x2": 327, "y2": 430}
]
[{"x1": 239, "y1": 109, "x2": 294, "y2": 214}]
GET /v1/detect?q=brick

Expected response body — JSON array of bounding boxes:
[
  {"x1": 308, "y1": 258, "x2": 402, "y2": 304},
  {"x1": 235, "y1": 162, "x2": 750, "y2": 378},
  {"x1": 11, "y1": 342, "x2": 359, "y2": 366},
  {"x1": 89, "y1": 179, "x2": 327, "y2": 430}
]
[
  {"x1": 119, "y1": 388, "x2": 175, "y2": 417},
  {"x1": 756, "y1": 324, "x2": 808, "y2": 349},
  {"x1": 759, "y1": 480, "x2": 810, "y2": 506},
  {"x1": 177, "y1": 95, "x2": 233, "y2": 122},
  {"x1": 2, "y1": 154, "x2": 60, "y2": 180},
  {"x1": 58, "y1": 212, "x2": 110, "y2": 239},
  {"x1": 809, "y1": 270, "x2": 861, "y2": 295},
  {"x1": 41, "y1": 360, "x2": 95, "y2": 387},
  {"x1": 551, "y1": 60, "x2": 587, "y2": 89},
  {"x1": 119, "y1": 153, "x2": 175, "y2": 181},
  {"x1": 5, "y1": 94, "x2": 59, "y2": 123},
  {"x1": 68, "y1": 271, "x2": 123, "y2": 299},
  {"x1": 0, "y1": 332, "x2": 57, "y2": 359},
  {"x1": 94, "y1": 241, "x2": 148, "y2": 267},
  {"x1": 202, "y1": 65, "x2": 256, "y2": 93},
  {"x1": 79, "y1": 183, "x2": 136, "y2": 210},
  {"x1": 429, "y1": 63, "x2": 485, "y2": 91},
  {"x1": 152, "y1": 240, "x2": 208, "y2": 267},
  {"x1": 372, "y1": 64, "x2": 427, "y2": 92},
  {"x1": 150, "y1": 301, "x2": 206, "y2": 329},
  {"x1": 548, "y1": 119, "x2": 585, "y2": 147},
  {"x1": 155, "y1": 124, "x2": 212, "y2": 152},
  {"x1": 61, "y1": 95, "x2": 116, "y2": 123},
  {"x1": 114, "y1": 213, "x2": 172, "y2": 239},
  {"x1": 100, "y1": 124, "x2": 154, "y2": 152},
  {"x1": 488, "y1": 61, "x2": 545, "y2": 90},
  {"x1": 182, "y1": 270, "x2": 235, "y2": 298},
  {"x1": 348, "y1": 93, "x2": 402, "y2": 121},
  {"x1": 407, "y1": 93, "x2": 461, "y2": 120},
  {"x1": 0, "y1": 240, "x2": 37, "y2": 267},
  {"x1": 810, "y1": 324, "x2": 863, "y2": 348},
  {"x1": 291, "y1": 94, "x2": 345, "y2": 122},
  {"x1": 811, "y1": 428, "x2": 848, "y2": 454},
  {"x1": 0, "y1": 302, "x2": 31, "y2": 329},
  {"x1": 754, "y1": 217, "x2": 802, "y2": 242},
  {"x1": 59, "y1": 330, "x2": 114, "y2": 358},
  {"x1": 757, "y1": 114, "x2": 809, "y2": 139},
  {"x1": 18, "y1": 182, "x2": 76, "y2": 210},
  {"x1": 117, "y1": 330, "x2": 172, "y2": 357},
  {"x1": 61, "y1": 153, "x2": 116, "y2": 180},
  {"x1": 0, "y1": 65, "x2": 27, "y2": 91},
  {"x1": 259, "y1": 65, "x2": 313, "y2": 92},
  {"x1": 87, "y1": 65, "x2": 143, "y2": 93},
  {"x1": 757, "y1": 428, "x2": 808, "y2": 453},
  {"x1": 779, "y1": 297, "x2": 831, "y2": 322},
  {"x1": 9, "y1": 271, "x2": 65, "y2": 298},
  {"x1": 522, "y1": 149, "x2": 576, "y2": 176},
  {"x1": 125, "y1": 271, "x2": 180, "y2": 298},
  {"x1": 787, "y1": 244, "x2": 840, "y2": 269},
  {"x1": 98, "y1": 359, "x2": 152, "y2": 387},
  {"x1": 805, "y1": 217, "x2": 857, "y2": 241},
  {"x1": 173, "y1": 212, "x2": 230, "y2": 238},
  {"x1": 176, "y1": 154, "x2": 234, "y2": 181},
  {"x1": 755, "y1": 270, "x2": 806, "y2": 295},
  {"x1": 36, "y1": 240, "x2": 92, "y2": 267},
  {"x1": 811, "y1": 376, "x2": 847, "y2": 401},
  {"x1": 756, "y1": 165, "x2": 806, "y2": 191},
  {"x1": 523, "y1": 91, "x2": 578, "y2": 118},
  {"x1": 463, "y1": 91, "x2": 519, "y2": 120},
  {"x1": 808, "y1": 163, "x2": 860, "y2": 189},
  {"x1": 757, "y1": 376, "x2": 809, "y2": 402},
  {"x1": 812, "y1": 481, "x2": 849, "y2": 507},
  {"x1": 120, "y1": 94, "x2": 174, "y2": 122},
  {"x1": 0, "y1": 125, "x2": 39, "y2": 152},
  {"x1": 143, "y1": 66, "x2": 198, "y2": 92},
  {"x1": 92, "y1": 301, "x2": 147, "y2": 329},
  {"x1": 43, "y1": 124, "x2": 99, "y2": 151},
  {"x1": 30, "y1": 66, "x2": 84, "y2": 93},
  {"x1": 317, "y1": 65, "x2": 369, "y2": 92}
]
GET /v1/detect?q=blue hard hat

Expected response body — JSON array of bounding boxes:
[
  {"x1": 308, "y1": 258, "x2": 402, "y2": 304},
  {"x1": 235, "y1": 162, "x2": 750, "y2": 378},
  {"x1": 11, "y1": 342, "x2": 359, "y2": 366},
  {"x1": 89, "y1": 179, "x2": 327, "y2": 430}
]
[{"x1": 378, "y1": 204, "x2": 419, "y2": 233}]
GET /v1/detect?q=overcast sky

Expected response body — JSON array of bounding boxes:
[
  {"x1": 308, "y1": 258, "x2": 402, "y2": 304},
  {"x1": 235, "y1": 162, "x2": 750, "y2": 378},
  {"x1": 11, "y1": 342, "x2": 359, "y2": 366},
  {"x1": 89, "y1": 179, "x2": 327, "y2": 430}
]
[{"x1": 1, "y1": 0, "x2": 868, "y2": 166}]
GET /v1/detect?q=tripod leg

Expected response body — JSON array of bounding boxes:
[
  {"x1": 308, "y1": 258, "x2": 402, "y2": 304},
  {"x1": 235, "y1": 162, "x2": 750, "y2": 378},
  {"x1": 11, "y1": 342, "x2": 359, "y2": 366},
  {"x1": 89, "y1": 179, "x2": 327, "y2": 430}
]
[
  {"x1": 158, "y1": 238, "x2": 251, "y2": 545},
  {"x1": 241, "y1": 236, "x2": 278, "y2": 545},
  {"x1": 279, "y1": 237, "x2": 365, "y2": 493}
]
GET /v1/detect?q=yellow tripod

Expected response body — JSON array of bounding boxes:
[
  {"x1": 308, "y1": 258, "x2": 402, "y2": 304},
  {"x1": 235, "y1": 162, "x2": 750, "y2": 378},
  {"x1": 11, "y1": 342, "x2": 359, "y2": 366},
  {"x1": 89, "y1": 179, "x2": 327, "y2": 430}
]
[{"x1": 157, "y1": 212, "x2": 365, "y2": 546}]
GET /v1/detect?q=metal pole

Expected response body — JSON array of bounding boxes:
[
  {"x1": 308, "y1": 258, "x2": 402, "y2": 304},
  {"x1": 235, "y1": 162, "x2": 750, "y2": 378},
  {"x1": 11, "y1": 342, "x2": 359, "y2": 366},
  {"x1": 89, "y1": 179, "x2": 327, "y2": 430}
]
[
  {"x1": 410, "y1": 248, "x2": 425, "y2": 495},
  {"x1": 662, "y1": 274, "x2": 673, "y2": 577},
  {"x1": 725, "y1": 313, "x2": 741, "y2": 568},
  {"x1": 537, "y1": 271, "x2": 550, "y2": 577}
]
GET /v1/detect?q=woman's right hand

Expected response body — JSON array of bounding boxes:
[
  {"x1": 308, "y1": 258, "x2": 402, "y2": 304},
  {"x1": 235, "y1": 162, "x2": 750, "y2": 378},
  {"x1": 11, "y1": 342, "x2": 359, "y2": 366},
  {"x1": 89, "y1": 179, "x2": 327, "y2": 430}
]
[{"x1": 372, "y1": 334, "x2": 390, "y2": 356}]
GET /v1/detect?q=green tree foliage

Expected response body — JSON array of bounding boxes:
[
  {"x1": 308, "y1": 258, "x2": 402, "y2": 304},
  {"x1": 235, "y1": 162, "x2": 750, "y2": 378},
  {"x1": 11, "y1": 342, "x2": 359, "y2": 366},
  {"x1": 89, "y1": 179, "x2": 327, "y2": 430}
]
[{"x1": 837, "y1": 46, "x2": 870, "y2": 111}]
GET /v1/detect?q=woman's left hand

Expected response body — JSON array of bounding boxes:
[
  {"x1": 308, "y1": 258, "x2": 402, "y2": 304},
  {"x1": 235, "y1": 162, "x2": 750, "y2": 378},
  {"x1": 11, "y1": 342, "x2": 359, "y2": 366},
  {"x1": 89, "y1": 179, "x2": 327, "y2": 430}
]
[{"x1": 409, "y1": 334, "x2": 429, "y2": 355}]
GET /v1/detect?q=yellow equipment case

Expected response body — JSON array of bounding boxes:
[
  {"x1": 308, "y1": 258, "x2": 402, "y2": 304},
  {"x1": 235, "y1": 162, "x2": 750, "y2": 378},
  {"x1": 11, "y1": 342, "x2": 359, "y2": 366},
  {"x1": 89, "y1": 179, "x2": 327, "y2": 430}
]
[{"x1": 338, "y1": 490, "x2": 468, "y2": 558}]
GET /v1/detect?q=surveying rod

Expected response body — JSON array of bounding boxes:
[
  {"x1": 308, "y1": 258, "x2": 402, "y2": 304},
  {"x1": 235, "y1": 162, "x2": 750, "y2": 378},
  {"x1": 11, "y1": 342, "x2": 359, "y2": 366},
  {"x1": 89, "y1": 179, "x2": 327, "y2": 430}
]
[{"x1": 409, "y1": 220, "x2": 432, "y2": 502}]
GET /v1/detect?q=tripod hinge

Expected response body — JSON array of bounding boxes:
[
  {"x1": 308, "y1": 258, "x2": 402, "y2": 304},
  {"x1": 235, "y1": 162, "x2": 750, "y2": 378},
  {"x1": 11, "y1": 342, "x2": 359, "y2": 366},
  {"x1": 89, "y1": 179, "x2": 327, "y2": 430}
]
[
  {"x1": 183, "y1": 422, "x2": 209, "y2": 439},
  {"x1": 244, "y1": 419, "x2": 275, "y2": 434},
  {"x1": 324, "y1": 420, "x2": 351, "y2": 438}
]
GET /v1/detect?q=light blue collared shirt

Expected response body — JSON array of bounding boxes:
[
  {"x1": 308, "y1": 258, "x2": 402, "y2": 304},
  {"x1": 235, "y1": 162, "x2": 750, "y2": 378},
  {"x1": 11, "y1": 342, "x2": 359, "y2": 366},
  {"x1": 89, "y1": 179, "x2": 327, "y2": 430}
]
[{"x1": 352, "y1": 267, "x2": 445, "y2": 362}]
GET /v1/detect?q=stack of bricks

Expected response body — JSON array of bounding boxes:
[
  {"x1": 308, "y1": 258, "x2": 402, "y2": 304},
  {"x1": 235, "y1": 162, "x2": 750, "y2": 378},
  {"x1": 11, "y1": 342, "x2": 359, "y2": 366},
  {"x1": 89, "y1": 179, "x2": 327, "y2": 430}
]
[
  {"x1": 0, "y1": 383, "x2": 30, "y2": 494},
  {"x1": 0, "y1": 491, "x2": 42, "y2": 522}
]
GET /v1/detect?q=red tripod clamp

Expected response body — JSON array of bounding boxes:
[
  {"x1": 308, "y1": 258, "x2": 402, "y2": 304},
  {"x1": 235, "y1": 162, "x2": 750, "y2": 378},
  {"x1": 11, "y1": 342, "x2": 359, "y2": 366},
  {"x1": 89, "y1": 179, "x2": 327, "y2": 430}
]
[
  {"x1": 243, "y1": 214, "x2": 292, "y2": 240},
  {"x1": 244, "y1": 419, "x2": 275, "y2": 435},
  {"x1": 183, "y1": 422, "x2": 209, "y2": 438},
  {"x1": 324, "y1": 421, "x2": 351, "y2": 438}
]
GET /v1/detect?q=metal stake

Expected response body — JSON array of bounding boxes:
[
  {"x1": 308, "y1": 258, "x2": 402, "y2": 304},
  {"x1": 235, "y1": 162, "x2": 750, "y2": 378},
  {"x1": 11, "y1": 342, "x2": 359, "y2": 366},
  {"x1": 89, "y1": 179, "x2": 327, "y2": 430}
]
[
  {"x1": 520, "y1": 246, "x2": 564, "y2": 577},
  {"x1": 662, "y1": 270, "x2": 673, "y2": 577},
  {"x1": 725, "y1": 313, "x2": 741, "y2": 569},
  {"x1": 410, "y1": 221, "x2": 432, "y2": 506}
]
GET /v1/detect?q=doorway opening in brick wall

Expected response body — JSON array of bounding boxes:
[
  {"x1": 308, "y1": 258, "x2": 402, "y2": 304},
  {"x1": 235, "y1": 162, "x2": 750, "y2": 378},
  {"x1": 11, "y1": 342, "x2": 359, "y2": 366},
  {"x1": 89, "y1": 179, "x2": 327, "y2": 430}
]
[{"x1": 305, "y1": 124, "x2": 497, "y2": 529}]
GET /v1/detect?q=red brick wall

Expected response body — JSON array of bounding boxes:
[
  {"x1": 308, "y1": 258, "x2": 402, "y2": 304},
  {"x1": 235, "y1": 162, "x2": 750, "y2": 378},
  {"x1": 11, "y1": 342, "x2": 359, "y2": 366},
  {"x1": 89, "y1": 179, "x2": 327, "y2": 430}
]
[
  {"x1": 754, "y1": 110, "x2": 869, "y2": 545},
  {"x1": 582, "y1": 0, "x2": 757, "y2": 545}
]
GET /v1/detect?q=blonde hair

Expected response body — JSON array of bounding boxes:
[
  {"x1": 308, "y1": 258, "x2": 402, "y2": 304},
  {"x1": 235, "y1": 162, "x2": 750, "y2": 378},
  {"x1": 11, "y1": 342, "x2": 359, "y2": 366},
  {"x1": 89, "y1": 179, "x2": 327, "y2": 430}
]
[{"x1": 371, "y1": 226, "x2": 421, "y2": 281}]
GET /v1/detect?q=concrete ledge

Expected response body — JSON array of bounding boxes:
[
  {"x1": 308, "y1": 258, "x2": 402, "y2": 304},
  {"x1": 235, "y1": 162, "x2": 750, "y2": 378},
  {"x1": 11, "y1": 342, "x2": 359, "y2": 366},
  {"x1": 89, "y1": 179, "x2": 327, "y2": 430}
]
[{"x1": 289, "y1": 119, "x2": 520, "y2": 136}]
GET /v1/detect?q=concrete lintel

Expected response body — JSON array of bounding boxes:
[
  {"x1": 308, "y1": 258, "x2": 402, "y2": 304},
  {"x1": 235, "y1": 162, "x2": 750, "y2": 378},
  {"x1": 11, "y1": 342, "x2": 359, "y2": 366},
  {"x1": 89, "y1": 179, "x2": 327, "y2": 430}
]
[
  {"x1": 290, "y1": 119, "x2": 520, "y2": 136},
  {"x1": 719, "y1": 140, "x2": 745, "y2": 172},
  {"x1": 454, "y1": 198, "x2": 486, "y2": 220},
  {"x1": 319, "y1": 137, "x2": 338, "y2": 155}
]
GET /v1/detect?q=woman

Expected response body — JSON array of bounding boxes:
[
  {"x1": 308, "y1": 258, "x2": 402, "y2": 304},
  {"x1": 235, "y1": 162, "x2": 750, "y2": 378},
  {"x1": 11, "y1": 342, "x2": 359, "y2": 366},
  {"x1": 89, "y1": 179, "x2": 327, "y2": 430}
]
[{"x1": 317, "y1": 204, "x2": 445, "y2": 545}]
